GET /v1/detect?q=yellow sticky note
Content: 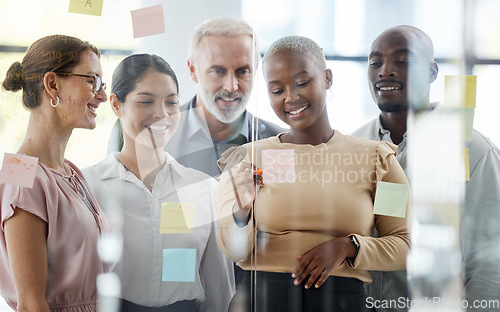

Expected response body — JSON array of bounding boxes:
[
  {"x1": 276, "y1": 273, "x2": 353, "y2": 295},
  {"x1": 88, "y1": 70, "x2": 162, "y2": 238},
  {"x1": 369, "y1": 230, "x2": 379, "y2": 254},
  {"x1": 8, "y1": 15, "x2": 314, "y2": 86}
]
[
  {"x1": 444, "y1": 75, "x2": 477, "y2": 108},
  {"x1": 68, "y1": 0, "x2": 104, "y2": 16},
  {"x1": 373, "y1": 181, "x2": 409, "y2": 218},
  {"x1": 464, "y1": 148, "x2": 470, "y2": 181},
  {"x1": 462, "y1": 107, "x2": 474, "y2": 141},
  {"x1": 130, "y1": 5, "x2": 165, "y2": 38},
  {"x1": 160, "y1": 202, "x2": 194, "y2": 233}
]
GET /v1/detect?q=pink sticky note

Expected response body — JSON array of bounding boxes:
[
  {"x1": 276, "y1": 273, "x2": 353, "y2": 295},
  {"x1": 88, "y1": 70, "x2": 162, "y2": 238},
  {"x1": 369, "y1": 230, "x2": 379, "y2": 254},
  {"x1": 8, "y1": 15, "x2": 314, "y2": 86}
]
[
  {"x1": 261, "y1": 149, "x2": 296, "y2": 183},
  {"x1": 130, "y1": 5, "x2": 165, "y2": 38},
  {"x1": 0, "y1": 153, "x2": 38, "y2": 188}
]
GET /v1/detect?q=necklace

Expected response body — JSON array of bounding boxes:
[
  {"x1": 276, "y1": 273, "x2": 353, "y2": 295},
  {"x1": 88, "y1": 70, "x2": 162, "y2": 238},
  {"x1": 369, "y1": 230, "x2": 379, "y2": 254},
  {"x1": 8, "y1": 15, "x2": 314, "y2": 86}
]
[
  {"x1": 120, "y1": 160, "x2": 164, "y2": 190},
  {"x1": 121, "y1": 162, "x2": 141, "y2": 177}
]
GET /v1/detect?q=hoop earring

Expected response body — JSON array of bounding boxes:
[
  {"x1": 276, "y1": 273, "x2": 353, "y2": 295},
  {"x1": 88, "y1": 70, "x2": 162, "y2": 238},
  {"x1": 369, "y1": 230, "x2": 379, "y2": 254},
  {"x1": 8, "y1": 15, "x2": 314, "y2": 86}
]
[{"x1": 50, "y1": 96, "x2": 60, "y2": 108}]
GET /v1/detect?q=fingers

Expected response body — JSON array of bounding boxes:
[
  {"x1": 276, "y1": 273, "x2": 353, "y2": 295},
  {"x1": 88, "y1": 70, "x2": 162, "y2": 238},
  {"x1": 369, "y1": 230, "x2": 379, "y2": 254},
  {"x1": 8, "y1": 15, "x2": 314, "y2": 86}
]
[
  {"x1": 292, "y1": 253, "x2": 310, "y2": 279},
  {"x1": 292, "y1": 252, "x2": 314, "y2": 286},
  {"x1": 313, "y1": 271, "x2": 330, "y2": 289},
  {"x1": 291, "y1": 239, "x2": 345, "y2": 289},
  {"x1": 293, "y1": 261, "x2": 331, "y2": 289},
  {"x1": 230, "y1": 161, "x2": 263, "y2": 210},
  {"x1": 293, "y1": 263, "x2": 315, "y2": 287},
  {"x1": 303, "y1": 267, "x2": 324, "y2": 289},
  {"x1": 237, "y1": 161, "x2": 264, "y2": 186},
  {"x1": 253, "y1": 173, "x2": 263, "y2": 185},
  {"x1": 236, "y1": 160, "x2": 254, "y2": 172}
]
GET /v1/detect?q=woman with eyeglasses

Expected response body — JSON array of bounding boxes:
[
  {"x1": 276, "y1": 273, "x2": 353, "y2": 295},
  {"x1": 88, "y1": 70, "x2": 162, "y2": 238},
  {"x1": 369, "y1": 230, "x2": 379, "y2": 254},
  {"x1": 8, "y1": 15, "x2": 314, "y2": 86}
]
[
  {"x1": 0, "y1": 35, "x2": 109, "y2": 312},
  {"x1": 82, "y1": 54, "x2": 235, "y2": 312}
]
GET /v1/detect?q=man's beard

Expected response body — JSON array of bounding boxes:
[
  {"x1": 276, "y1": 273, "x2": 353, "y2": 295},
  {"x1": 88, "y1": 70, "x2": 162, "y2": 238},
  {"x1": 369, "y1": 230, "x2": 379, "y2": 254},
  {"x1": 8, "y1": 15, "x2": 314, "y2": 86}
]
[{"x1": 199, "y1": 89, "x2": 249, "y2": 123}]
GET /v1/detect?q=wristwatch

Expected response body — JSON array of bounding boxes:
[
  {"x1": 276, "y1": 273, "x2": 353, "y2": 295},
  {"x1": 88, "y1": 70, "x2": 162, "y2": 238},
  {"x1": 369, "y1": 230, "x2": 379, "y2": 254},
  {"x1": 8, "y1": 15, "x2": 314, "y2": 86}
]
[{"x1": 346, "y1": 235, "x2": 360, "y2": 268}]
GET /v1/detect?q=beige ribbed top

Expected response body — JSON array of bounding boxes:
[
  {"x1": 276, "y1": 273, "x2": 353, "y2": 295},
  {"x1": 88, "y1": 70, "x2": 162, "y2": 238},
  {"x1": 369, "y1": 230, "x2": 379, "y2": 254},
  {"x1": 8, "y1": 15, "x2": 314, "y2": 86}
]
[{"x1": 216, "y1": 131, "x2": 411, "y2": 283}]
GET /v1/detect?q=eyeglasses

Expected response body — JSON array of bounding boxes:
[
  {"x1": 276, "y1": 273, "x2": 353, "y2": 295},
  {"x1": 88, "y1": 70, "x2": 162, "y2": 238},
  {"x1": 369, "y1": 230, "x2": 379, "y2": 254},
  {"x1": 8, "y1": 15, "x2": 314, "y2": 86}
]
[{"x1": 54, "y1": 72, "x2": 106, "y2": 94}]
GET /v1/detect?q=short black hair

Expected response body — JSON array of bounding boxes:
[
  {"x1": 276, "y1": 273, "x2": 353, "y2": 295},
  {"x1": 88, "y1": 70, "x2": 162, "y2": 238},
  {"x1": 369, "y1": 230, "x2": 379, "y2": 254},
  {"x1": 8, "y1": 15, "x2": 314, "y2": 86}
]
[{"x1": 111, "y1": 54, "x2": 178, "y2": 103}]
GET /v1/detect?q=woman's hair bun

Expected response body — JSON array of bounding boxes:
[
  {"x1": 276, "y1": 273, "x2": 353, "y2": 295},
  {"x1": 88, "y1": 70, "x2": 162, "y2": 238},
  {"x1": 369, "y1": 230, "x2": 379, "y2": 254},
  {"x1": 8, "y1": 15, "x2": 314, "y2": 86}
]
[{"x1": 2, "y1": 61, "x2": 24, "y2": 92}]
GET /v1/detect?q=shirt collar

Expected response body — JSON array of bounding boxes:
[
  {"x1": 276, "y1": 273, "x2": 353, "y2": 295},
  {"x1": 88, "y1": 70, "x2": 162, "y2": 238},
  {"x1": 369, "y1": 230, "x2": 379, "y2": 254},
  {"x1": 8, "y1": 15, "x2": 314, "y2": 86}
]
[
  {"x1": 375, "y1": 101, "x2": 439, "y2": 139},
  {"x1": 98, "y1": 152, "x2": 183, "y2": 181},
  {"x1": 185, "y1": 96, "x2": 210, "y2": 140},
  {"x1": 218, "y1": 111, "x2": 248, "y2": 144},
  {"x1": 376, "y1": 115, "x2": 407, "y2": 144},
  {"x1": 376, "y1": 115, "x2": 390, "y2": 137}
]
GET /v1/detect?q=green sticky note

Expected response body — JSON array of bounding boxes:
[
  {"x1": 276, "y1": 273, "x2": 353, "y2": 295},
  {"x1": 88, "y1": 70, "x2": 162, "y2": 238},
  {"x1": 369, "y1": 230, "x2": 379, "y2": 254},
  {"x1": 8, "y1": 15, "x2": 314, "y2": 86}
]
[
  {"x1": 444, "y1": 75, "x2": 477, "y2": 108},
  {"x1": 68, "y1": 0, "x2": 104, "y2": 16},
  {"x1": 462, "y1": 107, "x2": 474, "y2": 141},
  {"x1": 162, "y1": 249, "x2": 196, "y2": 282},
  {"x1": 160, "y1": 202, "x2": 194, "y2": 233},
  {"x1": 464, "y1": 148, "x2": 470, "y2": 181},
  {"x1": 373, "y1": 181, "x2": 409, "y2": 218}
]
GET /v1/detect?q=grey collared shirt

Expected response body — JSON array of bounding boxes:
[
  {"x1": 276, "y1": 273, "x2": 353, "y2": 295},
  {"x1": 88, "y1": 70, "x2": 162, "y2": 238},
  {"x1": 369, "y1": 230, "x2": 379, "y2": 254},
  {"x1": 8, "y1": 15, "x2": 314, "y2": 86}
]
[{"x1": 352, "y1": 116, "x2": 500, "y2": 312}]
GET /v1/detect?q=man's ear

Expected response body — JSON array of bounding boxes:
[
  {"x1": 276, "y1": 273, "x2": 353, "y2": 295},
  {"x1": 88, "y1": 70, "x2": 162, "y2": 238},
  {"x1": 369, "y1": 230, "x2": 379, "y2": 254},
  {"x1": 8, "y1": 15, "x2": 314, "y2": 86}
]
[
  {"x1": 188, "y1": 60, "x2": 199, "y2": 84},
  {"x1": 43, "y1": 71, "x2": 59, "y2": 101},
  {"x1": 110, "y1": 94, "x2": 122, "y2": 117},
  {"x1": 429, "y1": 62, "x2": 438, "y2": 83},
  {"x1": 325, "y1": 68, "x2": 333, "y2": 89}
]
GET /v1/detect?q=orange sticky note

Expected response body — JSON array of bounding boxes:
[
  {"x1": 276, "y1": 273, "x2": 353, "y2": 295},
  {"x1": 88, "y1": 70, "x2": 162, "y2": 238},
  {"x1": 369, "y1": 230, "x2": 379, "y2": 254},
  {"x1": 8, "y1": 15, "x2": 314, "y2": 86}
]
[
  {"x1": 0, "y1": 153, "x2": 38, "y2": 188},
  {"x1": 464, "y1": 148, "x2": 470, "y2": 181},
  {"x1": 68, "y1": 0, "x2": 104, "y2": 16},
  {"x1": 130, "y1": 5, "x2": 165, "y2": 38},
  {"x1": 444, "y1": 75, "x2": 477, "y2": 108}
]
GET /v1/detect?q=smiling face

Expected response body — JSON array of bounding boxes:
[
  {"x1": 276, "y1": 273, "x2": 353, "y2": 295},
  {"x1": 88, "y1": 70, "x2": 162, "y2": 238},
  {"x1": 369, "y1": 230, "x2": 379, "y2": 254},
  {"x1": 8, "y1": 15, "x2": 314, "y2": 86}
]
[
  {"x1": 190, "y1": 35, "x2": 254, "y2": 123},
  {"x1": 57, "y1": 49, "x2": 107, "y2": 129},
  {"x1": 115, "y1": 70, "x2": 180, "y2": 149},
  {"x1": 368, "y1": 27, "x2": 436, "y2": 113},
  {"x1": 263, "y1": 50, "x2": 332, "y2": 131}
]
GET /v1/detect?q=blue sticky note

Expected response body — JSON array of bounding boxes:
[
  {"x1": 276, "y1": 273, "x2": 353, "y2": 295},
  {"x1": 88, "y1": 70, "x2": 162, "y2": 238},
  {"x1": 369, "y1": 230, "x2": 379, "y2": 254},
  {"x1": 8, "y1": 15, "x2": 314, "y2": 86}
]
[
  {"x1": 162, "y1": 249, "x2": 196, "y2": 282},
  {"x1": 373, "y1": 181, "x2": 409, "y2": 218}
]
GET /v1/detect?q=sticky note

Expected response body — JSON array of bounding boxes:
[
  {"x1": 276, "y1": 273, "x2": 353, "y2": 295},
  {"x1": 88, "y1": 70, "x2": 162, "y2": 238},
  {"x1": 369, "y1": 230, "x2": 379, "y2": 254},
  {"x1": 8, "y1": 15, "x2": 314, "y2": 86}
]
[
  {"x1": 160, "y1": 202, "x2": 194, "y2": 233},
  {"x1": 0, "y1": 153, "x2": 38, "y2": 188},
  {"x1": 373, "y1": 181, "x2": 409, "y2": 218},
  {"x1": 68, "y1": 0, "x2": 104, "y2": 16},
  {"x1": 462, "y1": 107, "x2": 474, "y2": 141},
  {"x1": 464, "y1": 148, "x2": 470, "y2": 181},
  {"x1": 130, "y1": 5, "x2": 165, "y2": 38},
  {"x1": 162, "y1": 249, "x2": 196, "y2": 282},
  {"x1": 261, "y1": 149, "x2": 296, "y2": 184},
  {"x1": 444, "y1": 75, "x2": 477, "y2": 108}
]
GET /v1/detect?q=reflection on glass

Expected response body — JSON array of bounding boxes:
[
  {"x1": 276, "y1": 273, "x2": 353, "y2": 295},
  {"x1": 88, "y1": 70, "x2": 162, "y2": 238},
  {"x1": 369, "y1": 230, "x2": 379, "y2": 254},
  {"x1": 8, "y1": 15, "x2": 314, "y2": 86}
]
[
  {"x1": 472, "y1": 65, "x2": 500, "y2": 147},
  {"x1": 472, "y1": 0, "x2": 500, "y2": 59}
]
